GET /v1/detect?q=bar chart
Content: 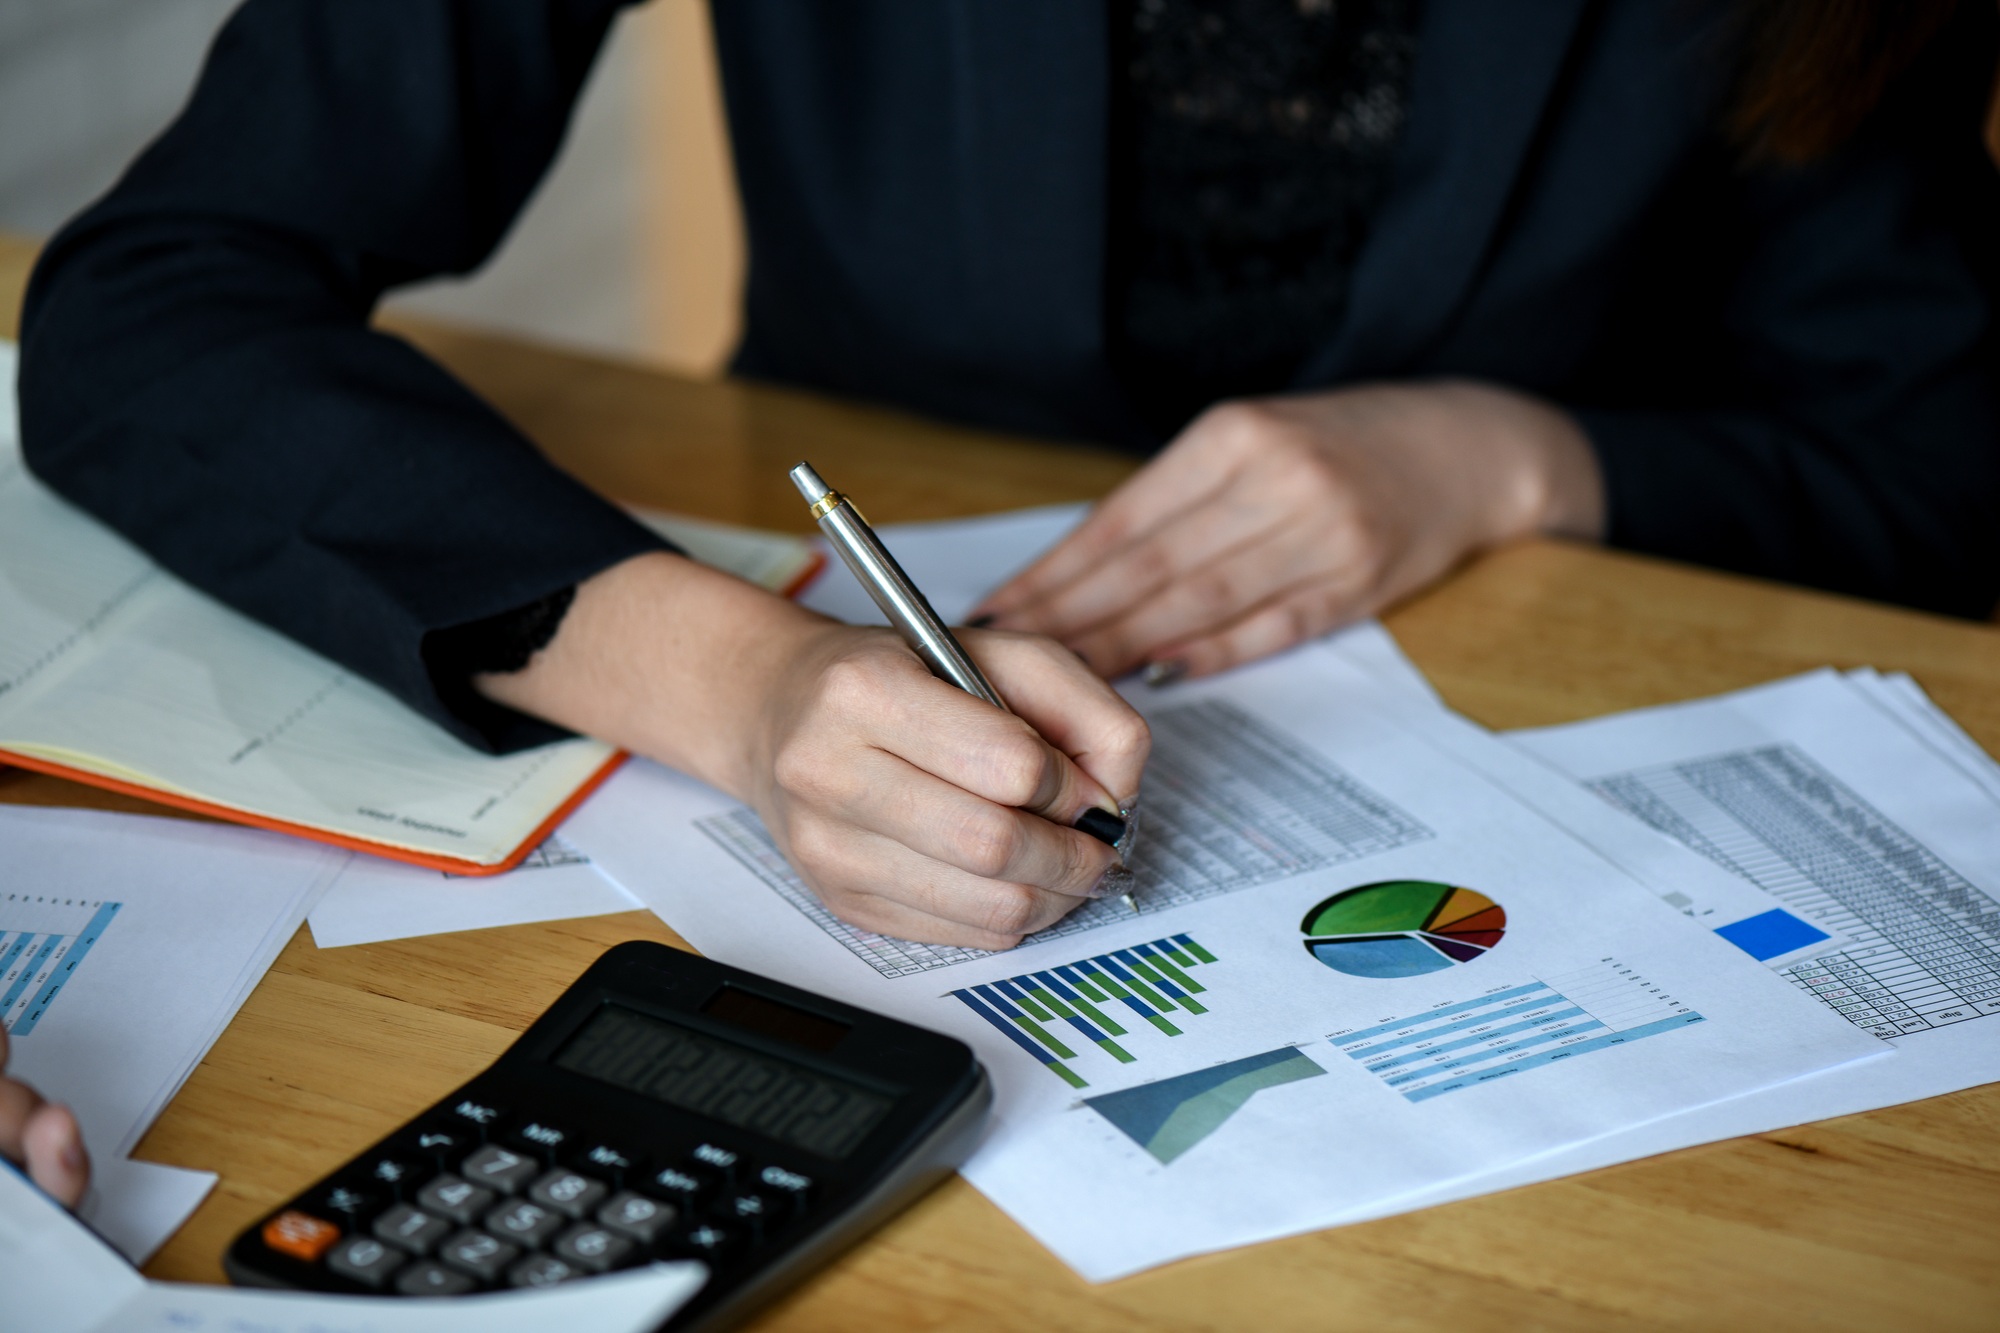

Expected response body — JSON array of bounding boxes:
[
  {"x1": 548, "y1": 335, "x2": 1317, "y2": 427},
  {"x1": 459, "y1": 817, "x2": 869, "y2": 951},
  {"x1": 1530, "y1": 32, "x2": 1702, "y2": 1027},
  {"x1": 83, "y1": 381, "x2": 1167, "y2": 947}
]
[
  {"x1": 948, "y1": 935, "x2": 1221, "y2": 1087},
  {"x1": 0, "y1": 894, "x2": 120, "y2": 1036},
  {"x1": 1329, "y1": 959, "x2": 1703, "y2": 1103}
]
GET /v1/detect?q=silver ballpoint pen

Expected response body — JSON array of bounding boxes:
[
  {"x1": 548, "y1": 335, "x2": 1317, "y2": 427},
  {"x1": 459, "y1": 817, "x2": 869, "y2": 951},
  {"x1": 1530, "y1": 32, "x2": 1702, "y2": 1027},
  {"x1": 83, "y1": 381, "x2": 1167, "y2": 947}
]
[{"x1": 789, "y1": 460, "x2": 1138, "y2": 907}]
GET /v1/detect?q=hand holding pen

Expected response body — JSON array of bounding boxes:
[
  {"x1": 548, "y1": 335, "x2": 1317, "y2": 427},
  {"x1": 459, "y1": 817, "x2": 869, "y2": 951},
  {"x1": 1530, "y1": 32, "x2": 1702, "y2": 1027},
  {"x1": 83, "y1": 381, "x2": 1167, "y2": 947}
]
[{"x1": 791, "y1": 461, "x2": 1146, "y2": 918}]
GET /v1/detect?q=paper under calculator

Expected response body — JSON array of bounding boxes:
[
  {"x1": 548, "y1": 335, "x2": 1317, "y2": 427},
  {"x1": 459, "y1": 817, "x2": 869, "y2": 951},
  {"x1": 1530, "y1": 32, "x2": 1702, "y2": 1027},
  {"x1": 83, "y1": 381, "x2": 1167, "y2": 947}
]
[{"x1": 225, "y1": 941, "x2": 991, "y2": 1330}]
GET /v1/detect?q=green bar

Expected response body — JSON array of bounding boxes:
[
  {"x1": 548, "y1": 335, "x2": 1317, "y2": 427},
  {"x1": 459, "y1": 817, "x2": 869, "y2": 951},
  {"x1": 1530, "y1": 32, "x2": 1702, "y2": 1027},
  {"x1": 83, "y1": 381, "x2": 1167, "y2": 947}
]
[
  {"x1": 1175, "y1": 996, "x2": 1209, "y2": 1015},
  {"x1": 1012, "y1": 1015, "x2": 1077, "y2": 1059},
  {"x1": 1181, "y1": 938, "x2": 1219, "y2": 964},
  {"x1": 1064, "y1": 993, "x2": 1128, "y2": 1037},
  {"x1": 1144, "y1": 1012, "x2": 1183, "y2": 1037},
  {"x1": 1050, "y1": 1062, "x2": 1088, "y2": 1089},
  {"x1": 1122, "y1": 974, "x2": 1174, "y2": 1012},
  {"x1": 1082, "y1": 967, "x2": 1130, "y2": 1000},
  {"x1": 1159, "y1": 941, "x2": 1198, "y2": 968},
  {"x1": 1067, "y1": 972, "x2": 1111, "y2": 1003},
  {"x1": 1147, "y1": 954, "x2": 1205, "y2": 994},
  {"x1": 1028, "y1": 987, "x2": 1076, "y2": 1019},
  {"x1": 1096, "y1": 1038, "x2": 1136, "y2": 1063},
  {"x1": 1013, "y1": 990, "x2": 1056, "y2": 1022}
]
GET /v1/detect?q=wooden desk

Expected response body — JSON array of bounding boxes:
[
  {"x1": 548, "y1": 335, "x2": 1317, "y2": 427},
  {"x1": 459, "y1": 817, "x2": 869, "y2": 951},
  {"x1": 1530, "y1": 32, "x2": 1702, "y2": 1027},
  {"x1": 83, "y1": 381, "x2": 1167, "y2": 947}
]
[{"x1": 4, "y1": 234, "x2": 1997, "y2": 1330}]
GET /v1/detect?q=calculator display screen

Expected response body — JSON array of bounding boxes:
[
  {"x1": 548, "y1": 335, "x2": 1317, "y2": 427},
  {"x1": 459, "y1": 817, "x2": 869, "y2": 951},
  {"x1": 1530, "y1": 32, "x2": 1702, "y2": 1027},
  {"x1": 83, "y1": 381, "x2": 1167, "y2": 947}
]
[{"x1": 556, "y1": 1004, "x2": 894, "y2": 1159}]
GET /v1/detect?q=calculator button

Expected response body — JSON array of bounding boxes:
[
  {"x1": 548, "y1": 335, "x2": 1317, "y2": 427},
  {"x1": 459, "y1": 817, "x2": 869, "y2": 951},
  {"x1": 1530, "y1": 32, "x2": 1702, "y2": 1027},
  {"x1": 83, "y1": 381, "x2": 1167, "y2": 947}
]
[
  {"x1": 551, "y1": 1222, "x2": 634, "y2": 1273},
  {"x1": 438, "y1": 1229, "x2": 520, "y2": 1283},
  {"x1": 460, "y1": 1145, "x2": 538, "y2": 1194},
  {"x1": 373, "y1": 1203, "x2": 451, "y2": 1255},
  {"x1": 359, "y1": 1154, "x2": 431, "y2": 1199},
  {"x1": 716, "y1": 1190, "x2": 772, "y2": 1241},
  {"x1": 575, "y1": 1142, "x2": 640, "y2": 1186},
  {"x1": 395, "y1": 1260, "x2": 477, "y2": 1297},
  {"x1": 415, "y1": 1174, "x2": 495, "y2": 1226},
  {"x1": 408, "y1": 1126, "x2": 472, "y2": 1164},
  {"x1": 510, "y1": 1120, "x2": 573, "y2": 1162},
  {"x1": 507, "y1": 1253, "x2": 580, "y2": 1288},
  {"x1": 598, "y1": 1191, "x2": 676, "y2": 1245},
  {"x1": 688, "y1": 1143, "x2": 740, "y2": 1183},
  {"x1": 528, "y1": 1169, "x2": 607, "y2": 1220},
  {"x1": 644, "y1": 1166, "x2": 710, "y2": 1207},
  {"x1": 262, "y1": 1210, "x2": 341, "y2": 1262},
  {"x1": 485, "y1": 1198, "x2": 564, "y2": 1248},
  {"x1": 445, "y1": 1098, "x2": 509, "y2": 1140},
  {"x1": 676, "y1": 1221, "x2": 741, "y2": 1263},
  {"x1": 310, "y1": 1184, "x2": 382, "y2": 1224},
  {"x1": 757, "y1": 1165, "x2": 815, "y2": 1212},
  {"x1": 325, "y1": 1235, "x2": 405, "y2": 1289}
]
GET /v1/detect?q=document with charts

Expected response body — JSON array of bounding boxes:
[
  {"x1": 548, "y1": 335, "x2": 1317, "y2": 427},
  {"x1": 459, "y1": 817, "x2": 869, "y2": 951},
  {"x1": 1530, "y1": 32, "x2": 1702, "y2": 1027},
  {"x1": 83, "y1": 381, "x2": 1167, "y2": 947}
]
[{"x1": 566, "y1": 643, "x2": 1884, "y2": 1279}]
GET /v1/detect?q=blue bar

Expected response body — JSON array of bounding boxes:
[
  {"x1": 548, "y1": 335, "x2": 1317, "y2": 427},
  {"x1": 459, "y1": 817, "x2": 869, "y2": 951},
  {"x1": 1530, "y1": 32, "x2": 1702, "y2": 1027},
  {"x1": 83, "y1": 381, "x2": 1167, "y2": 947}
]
[
  {"x1": 1341, "y1": 993, "x2": 1571, "y2": 1057},
  {"x1": 1360, "y1": 1007, "x2": 1590, "y2": 1072},
  {"x1": 1403, "y1": 1013, "x2": 1706, "y2": 1103},
  {"x1": 0, "y1": 936, "x2": 54, "y2": 1017},
  {"x1": 14, "y1": 903, "x2": 120, "y2": 1037},
  {"x1": 950, "y1": 988, "x2": 1057, "y2": 1064},
  {"x1": 1032, "y1": 970, "x2": 1084, "y2": 1003},
  {"x1": 971, "y1": 983, "x2": 1022, "y2": 1018},
  {"x1": 1089, "y1": 955, "x2": 1162, "y2": 1019}
]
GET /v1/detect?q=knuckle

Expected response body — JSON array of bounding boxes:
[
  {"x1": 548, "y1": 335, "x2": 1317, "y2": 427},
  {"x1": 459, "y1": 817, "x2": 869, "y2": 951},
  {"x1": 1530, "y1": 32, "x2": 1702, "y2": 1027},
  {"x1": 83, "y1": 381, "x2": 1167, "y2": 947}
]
[
  {"x1": 950, "y1": 807, "x2": 1023, "y2": 880},
  {"x1": 817, "y1": 654, "x2": 882, "y2": 714},
  {"x1": 982, "y1": 731, "x2": 1052, "y2": 807},
  {"x1": 980, "y1": 884, "x2": 1047, "y2": 938}
]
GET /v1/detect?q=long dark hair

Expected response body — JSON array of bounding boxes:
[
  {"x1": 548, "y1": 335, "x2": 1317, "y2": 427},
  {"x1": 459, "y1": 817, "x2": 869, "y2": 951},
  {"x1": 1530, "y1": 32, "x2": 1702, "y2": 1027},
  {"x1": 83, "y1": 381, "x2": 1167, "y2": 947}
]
[{"x1": 1728, "y1": 0, "x2": 1967, "y2": 162}]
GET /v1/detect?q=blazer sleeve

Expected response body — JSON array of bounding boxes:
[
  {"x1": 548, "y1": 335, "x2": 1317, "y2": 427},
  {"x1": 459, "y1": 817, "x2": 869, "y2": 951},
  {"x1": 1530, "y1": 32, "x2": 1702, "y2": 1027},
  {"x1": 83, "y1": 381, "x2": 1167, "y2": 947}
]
[
  {"x1": 1574, "y1": 106, "x2": 2000, "y2": 621},
  {"x1": 18, "y1": 0, "x2": 671, "y2": 752}
]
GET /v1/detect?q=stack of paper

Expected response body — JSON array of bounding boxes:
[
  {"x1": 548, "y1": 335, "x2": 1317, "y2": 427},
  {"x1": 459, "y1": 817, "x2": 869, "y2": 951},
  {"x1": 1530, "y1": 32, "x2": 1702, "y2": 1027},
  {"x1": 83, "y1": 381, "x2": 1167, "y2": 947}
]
[
  {"x1": 553, "y1": 504, "x2": 2000, "y2": 1280},
  {"x1": 2, "y1": 807, "x2": 345, "y2": 1261}
]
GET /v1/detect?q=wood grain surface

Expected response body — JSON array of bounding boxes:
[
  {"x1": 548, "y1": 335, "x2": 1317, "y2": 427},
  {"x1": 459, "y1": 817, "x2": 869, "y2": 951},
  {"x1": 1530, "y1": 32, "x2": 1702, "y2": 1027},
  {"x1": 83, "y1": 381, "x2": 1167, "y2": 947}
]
[{"x1": 4, "y1": 234, "x2": 1997, "y2": 1330}]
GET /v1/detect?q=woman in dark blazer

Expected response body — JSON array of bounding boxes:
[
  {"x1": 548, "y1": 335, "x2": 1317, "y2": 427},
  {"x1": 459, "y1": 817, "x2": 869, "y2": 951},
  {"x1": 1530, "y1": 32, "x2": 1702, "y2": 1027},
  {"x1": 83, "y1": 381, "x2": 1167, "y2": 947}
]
[{"x1": 17, "y1": 0, "x2": 1999, "y2": 951}]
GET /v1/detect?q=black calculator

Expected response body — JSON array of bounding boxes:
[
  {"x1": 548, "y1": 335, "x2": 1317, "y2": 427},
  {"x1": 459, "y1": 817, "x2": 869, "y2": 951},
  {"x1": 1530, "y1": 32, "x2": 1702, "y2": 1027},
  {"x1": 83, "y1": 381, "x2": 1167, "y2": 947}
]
[{"x1": 225, "y1": 941, "x2": 990, "y2": 1330}]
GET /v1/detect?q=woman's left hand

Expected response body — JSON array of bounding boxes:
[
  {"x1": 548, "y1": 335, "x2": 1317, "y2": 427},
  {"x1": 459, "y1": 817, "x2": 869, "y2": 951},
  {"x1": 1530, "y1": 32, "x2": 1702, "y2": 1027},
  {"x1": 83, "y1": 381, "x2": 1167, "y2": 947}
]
[{"x1": 971, "y1": 380, "x2": 1605, "y2": 681}]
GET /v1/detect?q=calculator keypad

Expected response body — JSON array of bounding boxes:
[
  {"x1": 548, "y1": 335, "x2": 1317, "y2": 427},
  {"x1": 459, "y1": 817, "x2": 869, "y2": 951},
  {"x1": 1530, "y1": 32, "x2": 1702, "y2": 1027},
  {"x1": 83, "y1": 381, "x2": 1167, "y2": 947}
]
[{"x1": 262, "y1": 1109, "x2": 821, "y2": 1295}]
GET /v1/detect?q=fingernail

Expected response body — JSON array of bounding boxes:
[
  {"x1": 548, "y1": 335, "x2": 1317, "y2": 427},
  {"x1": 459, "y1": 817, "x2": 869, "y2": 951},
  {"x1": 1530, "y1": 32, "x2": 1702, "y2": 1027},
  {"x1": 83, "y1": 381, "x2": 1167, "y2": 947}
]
[
  {"x1": 1089, "y1": 864, "x2": 1136, "y2": 900},
  {"x1": 964, "y1": 614, "x2": 995, "y2": 628},
  {"x1": 1142, "y1": 659, "x2": 1187, "y2": 688},
  {"x1": 1073, "y1": 807, "x2": 1127, "y2": 847}
]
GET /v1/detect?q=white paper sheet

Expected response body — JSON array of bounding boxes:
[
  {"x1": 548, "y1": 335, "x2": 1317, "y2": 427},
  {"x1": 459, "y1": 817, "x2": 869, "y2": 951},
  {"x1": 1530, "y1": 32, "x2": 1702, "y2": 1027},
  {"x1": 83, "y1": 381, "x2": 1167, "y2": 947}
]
[
  {"x1": 0, "y1": 1162, "x2": 707, "y2": 1333},
  {"x1": 78, "y1": 1157, "x2": 217, "y2": 1269},
  {"x1": 566, "y1": 644, "x2": 1880, "y2": 1280},
  {"x1": 308, "y1": 834, "x2": 639, "y2": 948},
  {"x1": 797, "y1": 502, "x2": 1093, "y2": 626},
  {"x1": 1, "y1": 806, "x2": 342, "y2": 1259}
]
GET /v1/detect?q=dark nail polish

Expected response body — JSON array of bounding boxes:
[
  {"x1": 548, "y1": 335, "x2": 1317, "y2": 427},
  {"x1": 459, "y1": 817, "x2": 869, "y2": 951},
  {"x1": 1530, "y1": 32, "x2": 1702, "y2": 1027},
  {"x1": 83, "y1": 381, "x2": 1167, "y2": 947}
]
[
  {"x1": 963, "y1": 613, "x2": 995, "y2": 628},
  {"x1": 1074, "y1": 807, "x2": 1127, "y2": 847},
  {"x1": 1142, "y1": 659, "x2": 1187, "y2": 688}
]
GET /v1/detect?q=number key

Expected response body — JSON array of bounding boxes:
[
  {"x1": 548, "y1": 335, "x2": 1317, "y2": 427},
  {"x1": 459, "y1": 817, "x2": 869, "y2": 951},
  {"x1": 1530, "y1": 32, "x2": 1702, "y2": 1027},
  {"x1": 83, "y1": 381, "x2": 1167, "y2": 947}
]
[
  {"x1": 528, "y1": 1169, "x2": 607, "y2": 1220},
  {"x1": 485, "y1": 1198, "x2": 564, "y2": 1248},
  {"x1": 460, "y1": 1145, "x2": 538, "y2": 1194},
  {"x1": 508, "y1": 1253, "x2": 580, "y2": 1288},
  {"x1": 415, "y1": 1174, "x2": 495, "y2": 1227},
  {"x1": 438, "y1": 1229, "x2": 520, "y2": 1283},
  {"x1": 551, "y1": 1223, "x2": 633, "y2": 1273},
  {"x1": 598, "y1": 1191, "x2": 676, "y2": 1245},
  {"x1": 325, "y1": 1235, "x2": 404, "y2": 1289},
  {"x1": 373, "y1": 1203, "x2": 450, "y2": 1255},
  {"x1": 396, "y1": 1260, "x2": 477, "y2": 1297}
]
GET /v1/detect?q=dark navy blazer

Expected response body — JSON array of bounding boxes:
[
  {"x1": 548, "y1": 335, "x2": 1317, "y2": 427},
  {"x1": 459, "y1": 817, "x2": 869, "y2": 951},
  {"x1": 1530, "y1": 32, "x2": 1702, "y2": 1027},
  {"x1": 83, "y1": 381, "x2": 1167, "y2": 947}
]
[{"x1": 20, "y1": 0, "x2": 2000, "y2": 750}]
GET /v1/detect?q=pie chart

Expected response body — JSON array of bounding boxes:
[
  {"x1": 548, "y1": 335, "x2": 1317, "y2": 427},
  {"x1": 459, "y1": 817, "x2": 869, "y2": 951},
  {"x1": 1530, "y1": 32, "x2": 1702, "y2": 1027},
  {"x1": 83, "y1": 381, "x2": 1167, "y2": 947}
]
[{"x1": 1300, "y1": 880, "x2": 1505, "y2": 978}]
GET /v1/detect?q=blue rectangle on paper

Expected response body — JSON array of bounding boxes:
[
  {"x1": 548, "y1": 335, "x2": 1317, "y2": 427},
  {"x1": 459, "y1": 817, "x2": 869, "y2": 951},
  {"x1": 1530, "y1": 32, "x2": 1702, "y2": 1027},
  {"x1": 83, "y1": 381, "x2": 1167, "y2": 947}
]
[{"x1": 1714, "y1": 909, "x2": 1829, "y2": 962}]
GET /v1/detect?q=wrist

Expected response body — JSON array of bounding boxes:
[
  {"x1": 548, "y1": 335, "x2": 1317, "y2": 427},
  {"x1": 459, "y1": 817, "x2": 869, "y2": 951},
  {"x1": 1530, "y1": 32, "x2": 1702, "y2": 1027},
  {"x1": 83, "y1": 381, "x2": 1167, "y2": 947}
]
[
  {"x1": 1428, "y1": 379, "x2": 1606, "y2": 545},
  {"x1": 473, "y1": 551, "x2": 833, "y2": 801}
]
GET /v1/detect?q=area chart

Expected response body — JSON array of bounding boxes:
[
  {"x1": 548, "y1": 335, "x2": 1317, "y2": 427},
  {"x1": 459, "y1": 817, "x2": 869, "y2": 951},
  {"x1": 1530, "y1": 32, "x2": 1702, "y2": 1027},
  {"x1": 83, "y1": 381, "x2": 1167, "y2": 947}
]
[
  {"x1": 1083, "y1": 1046, "x2": 1327, "y2": 1165},
  {"x1": 949, "y1": 935, "x2": 1220, "y2": 1088}
]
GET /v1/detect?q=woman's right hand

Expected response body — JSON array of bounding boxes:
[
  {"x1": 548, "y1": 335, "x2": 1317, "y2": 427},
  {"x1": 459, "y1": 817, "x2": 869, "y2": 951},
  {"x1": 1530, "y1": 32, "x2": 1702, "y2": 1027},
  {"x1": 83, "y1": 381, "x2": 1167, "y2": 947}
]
[
  {"x1": 0, "y1": 1026, "x2": 91, "y2": 1208},
  {"x1": 477, "y1": 553, "x2": 1151, "y2": 948}
]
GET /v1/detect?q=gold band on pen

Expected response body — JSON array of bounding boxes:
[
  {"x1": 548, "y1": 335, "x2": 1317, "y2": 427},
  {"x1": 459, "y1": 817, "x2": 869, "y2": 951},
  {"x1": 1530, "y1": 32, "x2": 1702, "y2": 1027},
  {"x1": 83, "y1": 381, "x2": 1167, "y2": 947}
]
[{"x1": 808, "y1": 491, "x2": 843, "y2": 522}]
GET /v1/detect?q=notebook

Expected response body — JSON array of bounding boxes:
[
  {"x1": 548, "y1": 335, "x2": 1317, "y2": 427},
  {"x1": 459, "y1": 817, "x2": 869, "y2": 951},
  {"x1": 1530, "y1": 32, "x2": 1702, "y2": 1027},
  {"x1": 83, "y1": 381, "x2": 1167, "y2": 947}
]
[{"x1": 0, "y1": 343, "x2": 820, "y2": 873}]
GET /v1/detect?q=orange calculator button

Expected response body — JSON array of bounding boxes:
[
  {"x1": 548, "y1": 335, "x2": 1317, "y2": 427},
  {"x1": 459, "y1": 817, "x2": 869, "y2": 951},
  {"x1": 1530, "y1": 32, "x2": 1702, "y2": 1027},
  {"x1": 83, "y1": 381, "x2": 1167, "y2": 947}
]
[{"x1": 263, "y1": 1210, "x2": 341, "y2": 1261}]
